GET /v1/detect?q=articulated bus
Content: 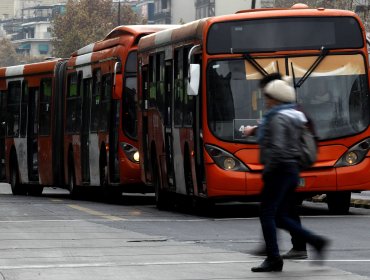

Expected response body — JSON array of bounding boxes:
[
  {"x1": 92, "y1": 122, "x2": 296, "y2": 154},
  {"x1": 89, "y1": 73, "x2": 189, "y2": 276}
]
[
  {"x1": 0, "y1": 59, "x2": 66, "y2": 195},
  {"x1": 0, "y1": 25, "x2": 172, "y2": 196},
  {"x1": 64, "y1": 25, "x2": 173, "y2": 196},
  {"x1": 137, "y1": 5, "x2": 370, "y2": 213}
]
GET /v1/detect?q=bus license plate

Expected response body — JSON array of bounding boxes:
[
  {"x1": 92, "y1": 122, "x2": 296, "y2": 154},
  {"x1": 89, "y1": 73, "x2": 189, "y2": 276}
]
[{"x1": 298, "y1": 178, "x2": 305, "y2": 187}]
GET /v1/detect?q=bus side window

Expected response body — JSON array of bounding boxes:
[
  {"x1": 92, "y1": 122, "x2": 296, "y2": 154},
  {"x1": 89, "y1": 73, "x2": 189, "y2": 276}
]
[
  {"x1": 7, "y1": 81, "x2": 21, "y2": 137},
  {"x1": 100, "y1": 74, "x2": 112, "y2": 132},
  {"x1": 39, "y1": 78, "x2": 52, "y2": 136},
  {"x1": 149, "y1": 55, "x2": 156, "y2": 108},
  {"x1": 66, "y1": 73, "x2": 79, "y2": 134},
  {"x1": 156, "y1": 52, "x2": 165, "y2": 119},
  {"x1": 20, "y1": 81, "x2": 28, "y2": 137},
  {"x1": 174, "y1": 48, "x2": 183, "y2": 127},
  {"x1": 123, "y1": 52, "x2": 138, "y2": 139},
  {"x1": 91, "y1": 69, "x2": 101, "y2": 133},
  {"x1": 183, "y1": 46, "x2": 193, "y2": 127}
]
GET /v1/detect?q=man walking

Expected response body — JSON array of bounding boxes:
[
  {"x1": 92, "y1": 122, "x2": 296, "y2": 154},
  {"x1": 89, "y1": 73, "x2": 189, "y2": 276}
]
[{"x1": 247, "y1": 74, "x2": 329, "y2": 272}]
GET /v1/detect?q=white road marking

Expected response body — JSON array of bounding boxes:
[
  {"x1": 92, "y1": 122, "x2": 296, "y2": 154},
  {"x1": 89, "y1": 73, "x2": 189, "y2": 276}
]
[
  {"x1": 297, "y1": 260, "x2": 370, "y2": 262},
  {"x1": 0, "y1": 260, "x2": 256, "y2": 270},
  {"x1": 0, "y1": 259, "x2": 369, "y2": 270}
]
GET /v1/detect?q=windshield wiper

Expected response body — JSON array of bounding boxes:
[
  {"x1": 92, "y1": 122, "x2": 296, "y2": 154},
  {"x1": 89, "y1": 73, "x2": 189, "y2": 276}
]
[
  {"x1": 292, "y1": 46, "x2": 329, "y2": 88},
  {"x1": 243, "y1": 54, "x2": 269, "y2": 76}
]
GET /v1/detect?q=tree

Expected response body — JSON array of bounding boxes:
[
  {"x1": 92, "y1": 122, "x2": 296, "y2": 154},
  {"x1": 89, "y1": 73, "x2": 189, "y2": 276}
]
[
  {"x1": 52, "y1": 0, "x2": 144, "y2": 58},
  {"x1": 0, "y1": 38, "x2": 19, "y2": 67}
]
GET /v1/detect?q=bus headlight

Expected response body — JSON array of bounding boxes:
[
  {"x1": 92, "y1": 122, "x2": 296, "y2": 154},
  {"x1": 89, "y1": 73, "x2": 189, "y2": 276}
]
[
  {"x1": 335, "y1": 138, "x2": 370, "y2": 167},
  {"x1": 224, "y1": 158, "x2": 236, "y2": 170},
  {"x1": 133, "y1": 151, "x2": 140, "y2": 162},
  {"x1": 120, "y1": 142, "x2": 140, "y2": 164},
  {"x1": 205, "y1": 144, "x2": 248, "y2": 172},
  {"x1": 345, "y1": 151, "x2": 358, "y2": 165}
]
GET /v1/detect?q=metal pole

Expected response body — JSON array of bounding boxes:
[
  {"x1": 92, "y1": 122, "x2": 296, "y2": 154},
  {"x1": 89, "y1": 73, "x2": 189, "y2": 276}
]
[{"x1": 251, "y1": 0, "x2": 256, "y2": 9}]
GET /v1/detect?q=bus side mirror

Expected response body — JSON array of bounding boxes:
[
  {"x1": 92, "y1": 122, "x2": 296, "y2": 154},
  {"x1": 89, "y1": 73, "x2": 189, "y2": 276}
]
[
  {"x1": 113, "y1": 61, "x2": 122, "y2": 98},
  {"x1": 187, "y1": 64, "x2": 200, "y2": 96},
  {"x1": 114, "y1": 74, "x2": 123, "y2": 99}
]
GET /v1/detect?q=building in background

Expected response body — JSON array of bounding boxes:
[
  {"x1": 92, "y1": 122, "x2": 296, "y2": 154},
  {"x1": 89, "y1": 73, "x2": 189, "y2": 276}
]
[
  {"x1": 134, "y1": 0, "x2": 155, "y2": 24},
  {"x1": 1, "y1": 0, "x2": 65, "y2": 20},
  {"x1": 153, "y1": 0, "x2": 275, "y2": 24},
  {"x1": 1, "y1": 3, "x2": 65, "y2": 59},
  {"x1": 195, "y1": 0, "x2": 264, "y2": 19}
]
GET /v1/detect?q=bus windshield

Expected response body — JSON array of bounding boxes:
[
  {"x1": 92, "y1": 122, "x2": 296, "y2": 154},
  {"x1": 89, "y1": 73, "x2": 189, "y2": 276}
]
[{"x1": 207, "y1": 54, "x2": 369, "y2": 141}]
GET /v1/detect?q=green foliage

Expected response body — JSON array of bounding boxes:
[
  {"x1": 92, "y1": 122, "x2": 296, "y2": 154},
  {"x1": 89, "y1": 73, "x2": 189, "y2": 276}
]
[
  {"x1": 52, "y1": 0, "x2": 143, "y2": 58},
  {"x1": 0, "y1": 38, "x2": 19, "y2": 67}
]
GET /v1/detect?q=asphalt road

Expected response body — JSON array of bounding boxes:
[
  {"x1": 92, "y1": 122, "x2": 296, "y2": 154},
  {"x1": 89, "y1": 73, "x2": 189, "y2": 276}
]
[{"x1": 0, "y1": 183, "x2": 369, "y2": 279}]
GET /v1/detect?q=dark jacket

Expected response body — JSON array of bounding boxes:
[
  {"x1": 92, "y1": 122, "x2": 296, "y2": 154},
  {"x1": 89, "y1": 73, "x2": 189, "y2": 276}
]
[{"x1": 259, "y1": 107, "x2": 307, "y2": 173}]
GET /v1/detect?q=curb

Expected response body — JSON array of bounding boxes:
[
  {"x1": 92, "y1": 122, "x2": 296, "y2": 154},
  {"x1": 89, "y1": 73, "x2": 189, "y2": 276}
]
[{"x1": 310, "y1": 194, "x2": 370, "y2": 209}]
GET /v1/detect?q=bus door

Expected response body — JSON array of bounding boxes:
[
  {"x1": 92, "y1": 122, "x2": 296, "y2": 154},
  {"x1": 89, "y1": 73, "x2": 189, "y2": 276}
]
[
  {"x1": 81, "y1": 78, "x2": 92, "y2": 183},
  {"x1": 192, "y1": 54, "x2": 204, "y2": 194},
  {"x1": 141, "y1": 66, "x2": 150, "y2": 182},
  {"x1": 0, "y1": 91, "x2": 6, "y2": 181},
  {"x1": 27, "y1": 87, "x2": 39, "y2": 182},
  {"x1": 164, "y1": 60, "x2": 175, "y2": 187},
  {"x1": 52, "y1": 61, "x2": 67, "y2": 186},
  {"x1": 109, "y1": 97, "x2": 120, "y2": 183}
]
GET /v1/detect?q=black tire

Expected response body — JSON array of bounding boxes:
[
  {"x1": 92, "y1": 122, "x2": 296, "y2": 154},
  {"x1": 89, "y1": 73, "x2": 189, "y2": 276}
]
[
  {"x1": 10, "y1": 158, "x2": 26, "y2": 195},
  {"x1": 100, "y1": 149, "x2": 108, "y2": 187},
  {"x1": 152, "y1": 158, "x2": 169, "y2": 210},
  {"x1": 103, "y1": 187, "x2": 123, "y2": 202},
  {"x1": 327, "y1": 191, "x2": 351, "y2": 215},
  {"x1": 100, "y1": 164, "x2": 108, "y2": 187},
  {"x1": 184, "y1": 153, "x2": 194, "y2": 197},
  {"x1": 68, "y1": 162, "x2": 80, "y2": 198},
  {"x1": 28, "y1": 185, "x2": 43, "y2": 196}
]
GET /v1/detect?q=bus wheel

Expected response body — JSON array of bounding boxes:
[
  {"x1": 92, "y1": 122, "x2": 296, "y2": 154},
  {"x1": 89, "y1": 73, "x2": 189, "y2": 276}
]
[
  {"x1": 68, "y1": 164, "x2": 80, "y2": 198},
  {"x1": 327, "y1": 192, "x2": 351, "y2": 215},
  {"x1": 152, "y1": 160, "x2": 169, "y2": 210},
  {"x1": 100, "y1": 165, "x2": 108, "y2": 187},
  {"x1": 183, "y1": 154, "x2": 196, "y2": 208},
  {"x1": 10, "y1": 159, "x2": 26, "y2": 195},
  {"x1": 184, "y1": 154, "x2": 194, "y2": 197},
  {"x1": 28, "y1": 185, "x2": 43, "y2": 196},
  {"x1": 99, "y1": 151, "x2": 108, "y2": 187}
]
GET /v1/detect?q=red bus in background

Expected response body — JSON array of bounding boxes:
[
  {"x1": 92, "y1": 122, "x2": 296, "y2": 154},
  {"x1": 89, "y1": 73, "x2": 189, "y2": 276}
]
[
  {"x1": 0, "y1": 25, "x2": 173, "y2": 197},
  {"x1": 0, "y1": 59, "x2": 66, "y2": 195},
  {"x1": 138, "y1": 6, "x2": 370, "y2": 214},
  {"x1": 63, "y1": 25, "x2": 174, "y2": 196}
]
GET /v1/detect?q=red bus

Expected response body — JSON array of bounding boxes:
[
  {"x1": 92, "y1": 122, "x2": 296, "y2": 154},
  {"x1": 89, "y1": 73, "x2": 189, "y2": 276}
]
[
  {"x1": 137, "y1": 5, "x2": 370, "y2": 213},
  {"x1": 63, "y1": 25, "x2": 174, "y2": 196},
  {"x1": 0, "y1": 25, "x2": 173, "y2": 196},
  {"x1": 0, "y1": 59, "x2": 66, "y2": 195}
]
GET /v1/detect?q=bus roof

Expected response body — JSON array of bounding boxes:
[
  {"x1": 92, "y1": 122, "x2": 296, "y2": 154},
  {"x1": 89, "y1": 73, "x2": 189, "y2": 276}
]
[
  {"x1": 138, "y1": 8, "x2": 361, "y2": 52},
  {"x1": 138, "y1": 20, "x2": 206, "y2": 52},
  {"x1": 0, "y1": 58, "x2": 62, "y2": 79},
  {"x1": 72, "y1": 25, "x2": 176, "y2": 57}
]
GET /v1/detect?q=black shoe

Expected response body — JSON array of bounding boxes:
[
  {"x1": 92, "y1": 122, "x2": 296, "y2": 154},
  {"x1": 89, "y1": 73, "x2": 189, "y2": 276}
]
[
  {"x1": 312, "y1": 236, "x2": 330, "y2": 264},
  {"x1": 251, "y1": 256, "x2": 283, "y2": 272},
  {"x1": 282, "y1": 248, "x2": 308, "y2": 259}
]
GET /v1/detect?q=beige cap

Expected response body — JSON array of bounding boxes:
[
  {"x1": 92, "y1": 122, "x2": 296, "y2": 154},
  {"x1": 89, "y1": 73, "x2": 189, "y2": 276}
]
[{"x1": 263, "y1": 79, "x2": 296, "y2": 103}]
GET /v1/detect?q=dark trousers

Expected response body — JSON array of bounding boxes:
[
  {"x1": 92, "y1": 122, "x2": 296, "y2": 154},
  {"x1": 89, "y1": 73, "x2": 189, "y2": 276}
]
[
  {"x1": 289, "y1": 199, "x2": 307, "y2": 251},
  {"x1": 260, "y1": 163, "x2": 316, "y2": 257}
]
